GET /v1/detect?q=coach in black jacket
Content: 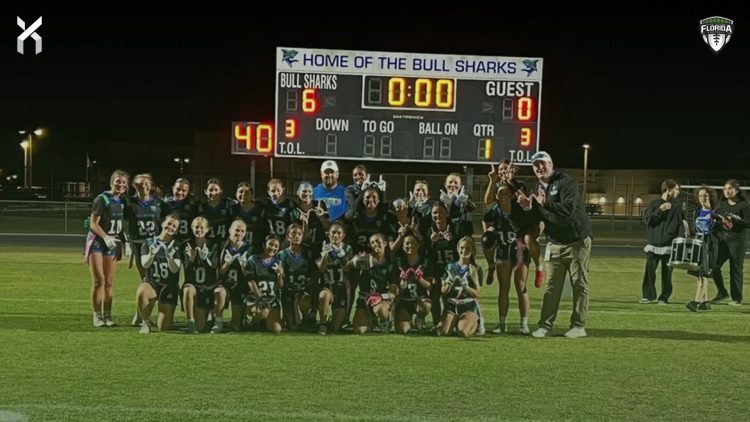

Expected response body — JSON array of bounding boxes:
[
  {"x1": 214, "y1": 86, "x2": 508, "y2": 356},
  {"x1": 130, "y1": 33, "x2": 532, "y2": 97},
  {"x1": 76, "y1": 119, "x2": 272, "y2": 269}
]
[
  {"x1": 518, "y1": 151, "x2": 592, "y2": 338},
  {"x1": 641, "y1": 179, "x2": 684, "y2": 304}
]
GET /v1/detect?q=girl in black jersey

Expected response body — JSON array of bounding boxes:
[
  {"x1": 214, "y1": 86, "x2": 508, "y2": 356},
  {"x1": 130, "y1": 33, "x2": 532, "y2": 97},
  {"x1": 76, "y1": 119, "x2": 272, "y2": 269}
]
[
  {"x1": 199, "y1": 178, "x2": 234, "y2": 244},
  {"x1": 352, "y1": 233, "x2": 398, "y2": 335},
  {"x1": 439, "y1": 173, "x2": 475, "y2": 240},
  {"x1": 438, "y1": 236, "x2": 482, "y2": 337},
  {"x1": 293, "y1": 181, "x2": 329, "y2": 256},
  {"x1": 85, "y1": 169, "x2": 129, "y2": 327},
  {"x1": 408, "y1": 179, "x2": 433, "y2": 243},
  {"x1": 316, "y1": 222, "x2": 354, "y2": 335},
  {"x1": 346, "y1": 186, "x2": 398, "y2": 254},
  {"x1": 246, "y1": 235, "x2": 285, "y2": 334},
  {"x1": 182, "y1": 217, "x2": 219, "y2": 333},
  {"x1": 394, "y1": 235, "x2": 433, "y2": 334},
  {"x1": 390, "y1": 198, "x2": 423, "y2": 252},
  {"x1": 426, "y1": 202, "x2": 458, "y2": 329},
  {"x1": 278, "y1": 223, "x2": 317, "y2": 331},
  {"x1": 231, "y1": 182, "x2": 266, "y2": 255},
  {"x1": 125, "y1": 173, "x2": 165, "y2": 283},
  {"x1": 264, "y1": 178, "x2": 296, "y2": 240},
  {"x1": 214, "y1": 219, "x2": 251, "y2": 333},
  {"x1": 136, "y1": 214, "x2": 182, "y2": 334}
]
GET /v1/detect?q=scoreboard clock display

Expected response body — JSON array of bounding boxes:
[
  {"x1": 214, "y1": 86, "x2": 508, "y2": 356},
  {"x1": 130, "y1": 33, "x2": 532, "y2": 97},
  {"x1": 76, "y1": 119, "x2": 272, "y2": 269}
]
[{"x1": 275, "y1": 48, "x2": 542, "y2": 165}]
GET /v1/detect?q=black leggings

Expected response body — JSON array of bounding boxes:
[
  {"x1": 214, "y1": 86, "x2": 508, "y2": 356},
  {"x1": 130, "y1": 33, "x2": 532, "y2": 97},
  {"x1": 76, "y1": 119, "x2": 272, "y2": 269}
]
[{"x1": 712, "y1": 238, "x2": 745, "y2": 302}]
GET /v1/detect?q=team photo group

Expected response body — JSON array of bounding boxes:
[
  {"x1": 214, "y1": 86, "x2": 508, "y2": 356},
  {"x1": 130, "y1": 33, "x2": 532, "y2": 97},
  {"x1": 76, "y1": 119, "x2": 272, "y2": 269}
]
[{"x1": 84, "y1": 151, "x2": 748, "y2": 339}]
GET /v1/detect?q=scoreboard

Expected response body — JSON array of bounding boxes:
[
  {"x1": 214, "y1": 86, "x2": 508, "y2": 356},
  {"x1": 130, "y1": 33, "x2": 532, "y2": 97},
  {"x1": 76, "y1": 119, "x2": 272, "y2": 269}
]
[{"x1": 274, "y1": 48, "x2": 542, "y2": 165}]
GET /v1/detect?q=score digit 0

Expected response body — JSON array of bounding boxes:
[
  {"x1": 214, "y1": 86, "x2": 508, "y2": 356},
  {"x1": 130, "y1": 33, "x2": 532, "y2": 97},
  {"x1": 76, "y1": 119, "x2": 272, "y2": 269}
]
[{"x1": 235, "y1": 122, "x2": 274, "y2": 153}]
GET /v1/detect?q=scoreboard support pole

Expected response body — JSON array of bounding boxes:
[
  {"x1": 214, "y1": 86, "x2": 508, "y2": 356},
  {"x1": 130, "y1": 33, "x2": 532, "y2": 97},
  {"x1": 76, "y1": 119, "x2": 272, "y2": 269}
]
[{"x1": 250, "y1": 158, "x2": 256, "y2": 194}]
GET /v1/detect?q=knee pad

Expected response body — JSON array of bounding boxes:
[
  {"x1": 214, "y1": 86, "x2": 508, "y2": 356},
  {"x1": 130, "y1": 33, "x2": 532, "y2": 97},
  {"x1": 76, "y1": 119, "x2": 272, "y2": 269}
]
[{"x1": 481, "y1": 231, "x2": 497, "y2": 249}]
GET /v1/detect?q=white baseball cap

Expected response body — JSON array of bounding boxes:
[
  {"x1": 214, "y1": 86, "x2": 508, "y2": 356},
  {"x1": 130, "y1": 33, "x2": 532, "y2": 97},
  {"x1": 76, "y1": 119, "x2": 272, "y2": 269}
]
[
  {"x1": 320, "y1": 160, "x2": 339, "y2": 172},
  {"x1": 531, "y1": 151, "x2": 553, "y2": 163}
]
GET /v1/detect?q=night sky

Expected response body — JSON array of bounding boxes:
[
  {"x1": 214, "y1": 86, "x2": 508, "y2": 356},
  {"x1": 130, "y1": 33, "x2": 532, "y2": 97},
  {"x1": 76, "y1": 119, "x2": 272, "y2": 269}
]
[{"x1": 2, "y1": 4, "x2": 749, "y2": 184}]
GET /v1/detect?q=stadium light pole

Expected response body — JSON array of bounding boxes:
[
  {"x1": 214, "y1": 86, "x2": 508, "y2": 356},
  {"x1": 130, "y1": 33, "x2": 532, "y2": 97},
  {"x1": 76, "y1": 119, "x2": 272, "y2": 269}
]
[
  {"x1": 18, "y1": 128, "x2": 44, "y2": 188},
  {"x1": 174, "y1": 157, "x2": 190, "y2": 175},
  {"x1": 20, "y1": 140, "x2": 30, "y2": 189},
  {"x1": 582, "y1": 144, "x2": 590, "y2": 203}
]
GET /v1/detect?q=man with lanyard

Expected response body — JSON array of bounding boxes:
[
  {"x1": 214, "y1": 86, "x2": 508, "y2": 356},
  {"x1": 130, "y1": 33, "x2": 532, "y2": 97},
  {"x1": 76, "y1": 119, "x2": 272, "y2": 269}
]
[{"x1": 313, "y1": 160, "x2": 348, "y2": 223}]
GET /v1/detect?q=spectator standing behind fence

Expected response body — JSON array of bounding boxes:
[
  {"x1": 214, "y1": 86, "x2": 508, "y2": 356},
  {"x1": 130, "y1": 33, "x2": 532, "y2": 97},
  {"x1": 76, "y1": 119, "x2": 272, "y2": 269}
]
[
  {"x1": 517, "y1": 151, "x2": 592, "y2": 339},
  {"x1": 640, "y1": 179, "x2": 684, "y2": 305},
  {"x1": 710, "y1": 179, "x2": 750, "y2": 306}
]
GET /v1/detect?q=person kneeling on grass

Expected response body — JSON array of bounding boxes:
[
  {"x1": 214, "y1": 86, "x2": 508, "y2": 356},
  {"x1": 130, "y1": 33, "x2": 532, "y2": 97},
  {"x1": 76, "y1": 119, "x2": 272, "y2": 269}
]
[
  {"x1": 438, "y1": 236, "x2": 482, "y2": 338},
  {"x1": 182, "y1": 217, "x2": 219, "y2": 333},
  {"x1": 352, "y1": 233, "x2": 397, "y2": 335},
  {"x1": 246, "y1": 235, "x2": 285, "y2": 334},
  {"x1": 136, "y1": 214, "x2": 182, "y2": 334}
]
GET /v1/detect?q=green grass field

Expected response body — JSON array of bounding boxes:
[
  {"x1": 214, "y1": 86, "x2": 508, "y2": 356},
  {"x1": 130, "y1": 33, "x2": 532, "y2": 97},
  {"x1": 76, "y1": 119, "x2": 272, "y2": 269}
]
[{"x1": 1, "y1": 246, "x2": 749, "y2": 421}]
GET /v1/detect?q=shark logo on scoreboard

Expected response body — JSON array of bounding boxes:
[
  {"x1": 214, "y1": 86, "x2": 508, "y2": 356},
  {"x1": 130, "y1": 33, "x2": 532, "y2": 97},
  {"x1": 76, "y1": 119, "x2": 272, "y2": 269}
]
[
  {"x1": 521, "y1": 59, "x2": 539, "y2": 77},
  {"x1": 700, "y1": 16, "x2": 733, "y2": 54},
  {"x1": 281, "y1": 49, "x2": 300, "y2": 67}
]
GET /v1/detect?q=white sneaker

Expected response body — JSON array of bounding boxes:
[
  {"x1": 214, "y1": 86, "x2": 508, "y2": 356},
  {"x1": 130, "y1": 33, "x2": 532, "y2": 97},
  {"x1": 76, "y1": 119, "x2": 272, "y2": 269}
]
[
  {"x1": 138, "y1": 322, "x2": 151, "y2": 334},
  {"x1": 728, "y1": 301, "x2": 743, "y2": 306},
  {"x1": 519, "y1": 326, "x2": 530, "y2": 335},
  {"x1": 531, "y1": 327, "x2": 549, "y2": 338},
  {"x1": 638, "y1": 298, "x2": 651, "y2": 304},
  {"x1": 476, "y1": 320, "x2": 486, "y2": 336},
  {"x1": 186, "y1": 320, "x2": 198, "y2": 334},
  {"x1": 104, "y1": 318, "x2": 117, "y2": 327},
  {"x1": 131, "y1": 311, "x2": 142, "y2": 326},
  {"x1": 415, "y1": 316, "x2": 425, "y2": 332},
  {"x1": 491, "y1": 323, "x2": 506, "y2": 334},
  {"x1": 210, "y1": 320, "x2": 224, "y2": 334},
  {"x1": 564, "y1": 326, "x2": 587, "y2": 338},
  {"x1": 93, "y1": 314, "x2": 106, "y2": 328}
]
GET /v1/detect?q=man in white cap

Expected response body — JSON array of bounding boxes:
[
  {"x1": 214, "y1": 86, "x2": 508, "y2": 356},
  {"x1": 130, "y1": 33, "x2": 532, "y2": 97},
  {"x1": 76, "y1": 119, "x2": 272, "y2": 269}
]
[
  {"x1": 313, "y1": 160, "x2": 348, "y2": 222},
  {"x1": 517, "y1": 151, "x2": 592, "y2": 338}
]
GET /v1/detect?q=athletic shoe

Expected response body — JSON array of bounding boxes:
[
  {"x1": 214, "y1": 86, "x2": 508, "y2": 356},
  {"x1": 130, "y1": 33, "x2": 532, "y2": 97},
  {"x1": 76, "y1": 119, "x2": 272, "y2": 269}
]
[
  {"x1": 711, "y1": 292, "x2": 729, "y2": 304},
  {"x1": 698, "y1": 301, "x2": 711, "y2": 311},
  {"x1": 317, "y1": 324, "x2": 328, "y2": 335},
  {"x1": 491, "y1": 323, "x2": 506, "y2": 334},
  {"x1": 138, "y1": 322, "x2": 151, "y2": 334},
  {"x1": 104, "y1": 318, "x2": 117, "y2": 327},
  {"x1": 534, "y1": 270, "x2": 544, "y2": 288},
  {"x1": 476, "y1": 319, "x2": 486, "y2": 336},
  {"x1": 657, "y1": 300, "x2": 669, "y2": 305},
  {"x1": 186, "y1": 320, "x2": 198, "y2": 334},
  {"x1": 210, "y1": 320, "x2": 224, "y2": 334},
  {"x1": 519, "y1": 326, "x2": 530, "y2": 335},
  {"x1": 531, "y1": 327, "x2": 549, "y2": 338},
  {"x1": 686, "y1": 301, "x2": 699, "y2": 312},
  {"x1": 728, "y1": 301, "x2": 743, "y2": 306},
  {"x1": 93, "y1": 314, "x2": 106, "y2": 328},
  {"x1": 564, "y1": 326, "x2": 587, "y2": 338}
]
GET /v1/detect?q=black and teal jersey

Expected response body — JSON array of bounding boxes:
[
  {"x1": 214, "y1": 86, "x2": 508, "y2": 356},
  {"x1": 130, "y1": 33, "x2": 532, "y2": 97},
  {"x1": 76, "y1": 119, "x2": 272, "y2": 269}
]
[
  {"x1": 247, "y1": 254, "x2": 282, "y2": 301},
  {"x1": 443, "y1": 262, "x2": 478, "y2": 302},
  {"x1": 483, "y1": 204, "x2": 521, "y2": 246},
  {"x1": 231, "y1": 202, "x2": 266, "y2": 254},
  {"x1": 140, "y1": 238, "x2": 181, "y2": 286},
  {"x1": 264, "y1": 198, "x2": 296, "y2": 238},
  {"x1": 199, "y1": 197, "x2": 234, "y2": 242},
  {"x1": 321, "y1": 243, "x2": 353, "y2": 287},
  {"x1": 163, "y1": 197, "x2": 198, "y2": 244},
  {"x1": 346, "y1": 207, "x2": 399, "y2": 254},
  {"x1": 427, "y1": 224, "x2": 459, "y2": 278},
  {"x1": 291, "y1": 200, "x2": 328, "y2": 250},
  {"x1": 355, "y1": 260, "x2": 397, "y2": 296},
  {"x1": 91, "y1": 191, "x2": 125, "y2": 239},
  {"x1": 410, "y1": 201, "x2": 433, "y2": 245},
  {"x1": 278, "y1": 246, "x2": 316, "y2": 294},
  {"x1": 219, "y1": 241, "x2": 250, "y2": 288},
  {"x1": 184, "y1": 239, "x2": 219, "y2": 287},
  {"x1": 395, "y1": 254, "x2": 432, "y2": 300},
  {"x1": 447, "y1": 198, "x2": 476, "y2": 239},
  {"x1": 125, "y1": 196, "x2": 166, "y2": 242}
]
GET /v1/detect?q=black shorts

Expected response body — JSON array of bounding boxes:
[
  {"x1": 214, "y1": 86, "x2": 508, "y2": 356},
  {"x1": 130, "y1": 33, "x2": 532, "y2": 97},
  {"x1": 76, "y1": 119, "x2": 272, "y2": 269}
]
[
  {"x1": 444, "y1": 300, "x2": 479, "y2": 316},
  {"x1": 224, "y1": 283, "x2": 248, "y2": 308},
  {"x1": 147, "y1": 281, "x2": 179, "y2": 306},
  {"x1": 282, "y1": 289, "x2": 314, "y2": 307},
  {"x1": 396, "y1": 297, "x2": 430, "y2": 314},
  {"x1": 322, "y1": 283, "x2": 350, "y2": 310},
  {"x1": 182, "y1": 283, "x2": 215, "y2": 310},
  {"x1": 494, "y1": 242, "x2": 530, "y2": 266}
]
